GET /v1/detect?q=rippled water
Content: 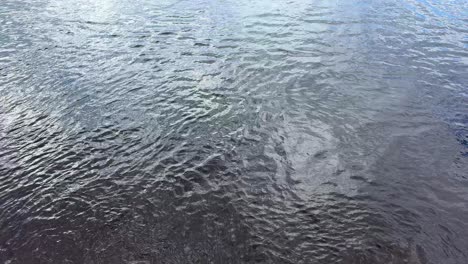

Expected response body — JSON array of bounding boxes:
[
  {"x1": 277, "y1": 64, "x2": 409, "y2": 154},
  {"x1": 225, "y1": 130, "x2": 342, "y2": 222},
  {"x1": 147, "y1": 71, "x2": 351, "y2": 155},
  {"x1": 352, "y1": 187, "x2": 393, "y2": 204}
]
[{"x1": 1, "y1": 0, "x2": 467, "y2": 263}]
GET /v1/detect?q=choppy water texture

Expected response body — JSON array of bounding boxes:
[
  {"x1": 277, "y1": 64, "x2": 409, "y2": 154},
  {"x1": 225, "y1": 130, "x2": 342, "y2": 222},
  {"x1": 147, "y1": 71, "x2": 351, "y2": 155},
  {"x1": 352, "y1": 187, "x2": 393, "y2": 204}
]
[{"x1": 1, "y1": 0, "x2": 467, "y2": 263}]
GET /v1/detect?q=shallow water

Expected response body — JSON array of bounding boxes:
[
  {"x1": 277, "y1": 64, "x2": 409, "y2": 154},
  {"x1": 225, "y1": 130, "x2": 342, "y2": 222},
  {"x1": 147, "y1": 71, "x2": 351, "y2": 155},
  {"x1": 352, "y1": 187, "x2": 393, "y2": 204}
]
[{"x1": 0, "y1": 0, "x2": 467, "y2": 263}]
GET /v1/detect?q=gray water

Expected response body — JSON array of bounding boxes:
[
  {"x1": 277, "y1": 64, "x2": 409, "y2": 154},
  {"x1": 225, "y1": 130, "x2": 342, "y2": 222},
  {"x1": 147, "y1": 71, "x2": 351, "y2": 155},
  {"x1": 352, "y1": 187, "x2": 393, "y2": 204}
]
[{"x1": 0, "y1": 0, "x2": 467, "y2": 263}]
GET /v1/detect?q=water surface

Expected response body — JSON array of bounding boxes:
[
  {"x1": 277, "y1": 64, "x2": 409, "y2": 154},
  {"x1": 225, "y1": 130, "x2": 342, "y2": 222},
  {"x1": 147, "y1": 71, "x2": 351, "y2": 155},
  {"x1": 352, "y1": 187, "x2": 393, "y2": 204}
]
[{"x1": 0, "y1": 0, "x2": 467, "y2": 263}]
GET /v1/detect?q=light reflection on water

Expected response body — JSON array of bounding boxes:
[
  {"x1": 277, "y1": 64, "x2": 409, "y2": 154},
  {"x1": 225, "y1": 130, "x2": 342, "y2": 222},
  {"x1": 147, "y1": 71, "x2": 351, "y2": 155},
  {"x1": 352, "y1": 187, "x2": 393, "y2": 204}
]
[{"x1": 0, "y1": 0, "x2": 467, "y2": 263}]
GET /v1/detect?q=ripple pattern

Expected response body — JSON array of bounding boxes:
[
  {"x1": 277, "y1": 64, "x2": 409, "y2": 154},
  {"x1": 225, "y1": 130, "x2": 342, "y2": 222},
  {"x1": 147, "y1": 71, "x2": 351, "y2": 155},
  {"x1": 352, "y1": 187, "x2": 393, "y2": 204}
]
[{"x1": 1, "y1": 0, "x2": 467, "y2": 263}]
